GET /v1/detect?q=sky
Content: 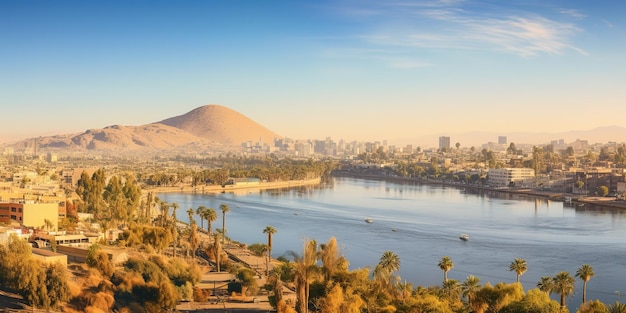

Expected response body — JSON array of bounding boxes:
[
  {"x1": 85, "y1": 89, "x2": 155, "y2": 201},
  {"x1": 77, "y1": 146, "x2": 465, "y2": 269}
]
[{"x1": 1, "y1": 0, "x2": 625, "y2": 147}]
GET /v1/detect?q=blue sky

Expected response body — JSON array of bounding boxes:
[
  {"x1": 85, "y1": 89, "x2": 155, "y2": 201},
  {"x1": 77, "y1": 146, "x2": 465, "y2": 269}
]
[{"x1": 1, "y1": 0, "x2": 625, "y2": 146}]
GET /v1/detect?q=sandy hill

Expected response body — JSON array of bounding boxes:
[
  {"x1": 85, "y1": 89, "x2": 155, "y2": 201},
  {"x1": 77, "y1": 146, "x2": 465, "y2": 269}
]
[
  {"x1": 14, "y1": 104, "x2": 282, "y2": 152},
  {"x1": 158, "y1": 105, "x2": 281, "y2": 146}
]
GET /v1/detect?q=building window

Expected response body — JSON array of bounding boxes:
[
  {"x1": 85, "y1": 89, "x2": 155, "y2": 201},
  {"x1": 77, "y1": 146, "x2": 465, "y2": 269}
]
[
  {"x1": 10, "y1": 215, "x2": 16, "y2": 220},
  {"x1": 11, "y1": 207, "x2": 16, "y2": 212},
  {"x1": 18, "y1": 208, "x2": 22, "y2": 213}
]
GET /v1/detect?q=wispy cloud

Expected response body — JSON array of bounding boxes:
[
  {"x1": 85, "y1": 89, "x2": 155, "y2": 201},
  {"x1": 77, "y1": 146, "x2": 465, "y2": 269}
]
[
  {"x1": 335, "y1": 0, "x2": 586, "y2": 60},
  {"x1": 559, "y1": 9, "x2": 585, "y2": 19},
  {"x1": 602, "y1": 19, "x2": 615, "y2": 28}
]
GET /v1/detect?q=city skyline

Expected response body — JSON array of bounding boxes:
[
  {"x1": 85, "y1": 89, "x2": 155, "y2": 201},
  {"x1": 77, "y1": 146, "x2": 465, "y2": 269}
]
[{"x1": 2, "y1": 1, "x2": 625, "y2": 146}]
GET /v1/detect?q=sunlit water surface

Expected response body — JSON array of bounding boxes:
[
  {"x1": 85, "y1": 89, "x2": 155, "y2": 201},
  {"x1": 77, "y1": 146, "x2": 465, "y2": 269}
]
[{"x1": 159, "y1": 177, "x2": 626, "y2": 309}]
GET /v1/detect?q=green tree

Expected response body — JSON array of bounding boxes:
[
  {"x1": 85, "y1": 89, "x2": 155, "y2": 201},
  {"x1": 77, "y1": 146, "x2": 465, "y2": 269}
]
[
  {"x1": 576, "y1": 264, "x2": 595, "y2": 304},
  {"x1": 196, "y1": 205, "x2": 207, "y2": 229},
  {"x1": 235, "y1": 267, "x2": 260, "y2": 298},
  {"x1": 86, "y1": 244, "x2": 114, "y2": 277},
  {"x1": 205, "y1": 207, "x2": 217, "y2": 235},
  {"x1": 318, "y1": 237, "x2": 347, "y2": 282},
  {"x1": 438, "y1": 256, "x2": 454, "y2": 283},
  {"x1": 45, "y1": 262, "x2": 71, "y2": 309},
  {"x1": 462, "y1": 275, "x2": 481, "y2": 310},
  {"x1": 578, "y1": 300, "x2": 609, "y2": 313},
  {"x1": 373, "y1": 250, "x2": 400, "y2": 289},
  {"x1": 263, "y1": 225, "x2": 278, "y2": 275},
  {"x1": 290, "y1": 239, "x2": 319, "y2": 313},
  {"x1": 171, "y1": 202, "x2": 180, "y2": 258},
  {"x1": 500, "y1": 288, "x2": 561, "y2": 313},
  {"x1": 509, "y1": 258, "x2": 527, "y2": 284},
  {"x1": 537, "y1": 276, "x2": 554, "y2": 295},
  {"x1": 598, "y1": 186, "x2": 609, "y2": 197},
  {"x1": 220, "y1": 203, "x2": 231, "y2": 244},
  {"x1": 553, "y1": 271, "x2": 576, "y2": 309},
  {"x1": 186, "y1": 208, "x2": 195, "y2": 224},
  {"x1": 608, "y1": 301, "x2": 626, "y2": 313}
]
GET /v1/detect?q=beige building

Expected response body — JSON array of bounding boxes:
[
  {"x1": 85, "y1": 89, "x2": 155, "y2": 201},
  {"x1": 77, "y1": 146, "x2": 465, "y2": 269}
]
[
  {"x1": 0, "y1": 201, "x2": 59, "y2": 230},
  {"x1": 488, "y1": 168, "x2": 535, "y2": 187}
]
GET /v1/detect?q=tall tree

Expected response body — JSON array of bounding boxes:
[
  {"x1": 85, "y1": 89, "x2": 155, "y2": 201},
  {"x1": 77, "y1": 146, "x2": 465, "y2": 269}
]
[
  {"x1": 263, "y1": 226, "x2": 277, "y2": 276},
  {"x1": 171, "y1": 202, "x2": 180, "y2": 258},
  {"x1": 186, "y1": 208, "x2": 194, "y2": 225},
  {"x1": 462, "y1": 275, "x2": 481, "y2": 310},
  {"x1": 220, "y1": 204, "x2": 231, "y2": 245},
  {"x1": 509, "y1": 258, "x2": 527, "y2": 284},
  {"x1": 438, "y1": 256, "x2": 454, "y2": 283},
  {"x1": 553, "y1": 271, "x2": 575, "y2": 309},
  {"x1": 290, "y1": 239, "x2": 319, "y2": 313},
  {"x1": 318, "y1": 237, "x2": 346, "y2": 282},
  {"x1": 205, "y1": 208, "x2": 217, "y2": 235},
  {"x1": 159, "y1": 201, "x2": 170, "y2": 227},
  {"x1": 189, "y1": 221, "x2": 199, "y2": 259},
  {"x1": 576, "y1": 264, "x2": 595, "y2": 304},
  {"x1": 196, "y1": 205, "x2": 207, "y2": 229}
]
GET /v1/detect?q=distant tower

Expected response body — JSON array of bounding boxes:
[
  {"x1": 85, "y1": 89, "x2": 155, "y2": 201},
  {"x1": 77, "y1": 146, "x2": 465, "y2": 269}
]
[
  {"x1": 439, "y1": 136, "x2": 451, "y2": 150},
  {"x1": 498, "y1": 136, "x2": 507, "y2": 145},
  {"x1": 33, "y1": 138, "x2": 39, "y2": 157}
]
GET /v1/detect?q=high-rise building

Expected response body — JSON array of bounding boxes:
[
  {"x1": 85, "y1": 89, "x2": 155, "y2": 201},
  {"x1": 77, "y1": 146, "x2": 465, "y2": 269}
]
[
  {"x1": 439, "y1": 136, "x2": 451, "y2": 150},
  {"x1": 498, "y1": 136, "x2": 507, "y2": 145}
]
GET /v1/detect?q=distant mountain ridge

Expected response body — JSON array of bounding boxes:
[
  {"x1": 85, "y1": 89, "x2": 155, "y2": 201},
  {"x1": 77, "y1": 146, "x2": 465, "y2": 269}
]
[{"x1": 13, "y1": 105, "x2": 282, "y2": 151}]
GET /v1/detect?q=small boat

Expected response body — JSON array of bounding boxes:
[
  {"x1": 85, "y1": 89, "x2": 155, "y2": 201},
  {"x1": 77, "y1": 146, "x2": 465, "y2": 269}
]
[
  {"x1": 459, "y1": 234, "x2": 470, "y2": 241},
  {"x1": 365, "y1": 218, "x2": 373, "y2": 224}
]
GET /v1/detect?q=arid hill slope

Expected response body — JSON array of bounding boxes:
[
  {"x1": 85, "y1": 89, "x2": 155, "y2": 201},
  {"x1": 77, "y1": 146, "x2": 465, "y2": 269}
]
[
  {"x1": 16, "y1": 104, "x2": 282, "y2": 151},
  {"x1": 32, "y1": 124, "x2": 208, "y2": 151},
  {"x1": 159, "y1": 104, "x2": 281, "y2": 146}
]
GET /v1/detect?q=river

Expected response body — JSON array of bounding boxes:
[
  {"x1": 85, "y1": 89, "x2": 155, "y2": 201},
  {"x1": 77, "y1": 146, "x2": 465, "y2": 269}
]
[{"x1": 158, "y1": 176, "x2": 626, "y2": 309}]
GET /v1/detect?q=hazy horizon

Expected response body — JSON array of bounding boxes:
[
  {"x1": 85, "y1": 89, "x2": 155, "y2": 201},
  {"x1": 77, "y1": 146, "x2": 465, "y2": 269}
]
[{"x1": 2, "y1": 1, "x2": 625, "y2": 146}]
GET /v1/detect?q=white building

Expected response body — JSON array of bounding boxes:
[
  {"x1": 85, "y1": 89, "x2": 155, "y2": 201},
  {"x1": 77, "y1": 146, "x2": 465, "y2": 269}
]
[{"x1": 488, "y1": 168, "x2": 535, "y2": 187}]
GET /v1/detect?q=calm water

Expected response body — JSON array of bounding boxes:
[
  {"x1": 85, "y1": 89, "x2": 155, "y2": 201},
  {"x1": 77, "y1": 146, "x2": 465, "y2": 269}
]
[{"x1": 159, "y1": 177, "x2": 626, "y2": 309}]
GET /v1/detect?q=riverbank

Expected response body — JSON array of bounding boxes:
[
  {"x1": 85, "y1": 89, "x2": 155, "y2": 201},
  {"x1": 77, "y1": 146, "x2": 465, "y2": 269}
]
[
  {"x1": 144, "y1": 178, "x2": 321, "y2": 195},
  {"x1": 332, "y1": 170, "x2": 626, "y2": 210}
]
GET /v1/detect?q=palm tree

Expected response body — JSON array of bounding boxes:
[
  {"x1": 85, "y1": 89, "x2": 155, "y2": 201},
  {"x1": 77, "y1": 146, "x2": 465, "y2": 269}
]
[
  {"x1": 159, "y1": 201, "x2": 170, "y2": 227},
  {"x1": 205, "y1": 208, "x2": 217, "y2": 235},
  {"x1": 318, "y1": 237, "x2": 345, "y2": 282},
  {"x1": 172, "y1": 202, "x2": 180, "y2": 223},
  {"x1": 263, "y1": 225, "x2": 277, "y2": 275},
  {"x1": 576, "y1": 264, "x2": 595, "y2": 304},
  {"x1": 438, "y1": 256, "x2": 454, "y2": 283},
  {"x1": 186, "y1": 208, "x2": 195, "y2": 225},
  {"x1": 373, "y1": 251, "x2": 400, "y2": 288},
  {"x1": 196, "y1": 205, "x2": 207, "y2": 229},
  {"x1": 509, "y1": 258, "x2": 527, "y2": 284},
  {"x1": 171, "y1": 202, "x2": 180, "y2": 258},
  {"x1": 289, "y1": 239, "x2": 319, "y2": 313},
  {"x1": 43, "y1": 219, "x2": 54, "y2": 232},
  {"x1": 609, "y1": 301, "x2": 626, "y2": 313},
  {"x1": 442, "y1": 279, "x2": 460, "y2": 300},
  {"x1": 462, "y1": 275, "x2": 481, "y2": 308},
  {"x1": 553, "y1": 271, "x2": 575, "y2": 309},
  {"x1": 537, "y1": 276, "x2": 554, "y2": 295},
  {"x1": 220, "y1": 204, "x2": 230, "y2": 245}
]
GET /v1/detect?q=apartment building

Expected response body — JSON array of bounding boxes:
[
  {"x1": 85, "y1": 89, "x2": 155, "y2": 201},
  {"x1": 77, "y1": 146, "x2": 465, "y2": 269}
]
[{"x1": 488, "y1": 168, "x2": 536, "y2": 187}]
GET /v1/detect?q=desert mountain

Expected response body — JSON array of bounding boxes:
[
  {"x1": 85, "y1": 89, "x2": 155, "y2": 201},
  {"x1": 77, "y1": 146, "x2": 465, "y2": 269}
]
[
  {"x1": 15, "y1": 105, "x2": 281, "y2": 151},
  {"x1": 159, "y1": 105, "x2": 281, "y2": 146}
]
